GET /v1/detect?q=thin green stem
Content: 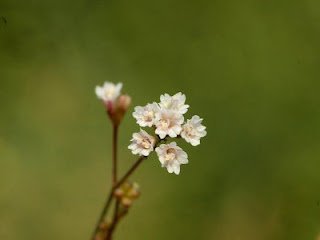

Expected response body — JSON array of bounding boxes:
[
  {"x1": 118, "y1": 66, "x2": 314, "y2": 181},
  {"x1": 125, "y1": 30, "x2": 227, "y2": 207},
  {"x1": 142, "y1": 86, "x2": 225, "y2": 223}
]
[
  {"x1": 91, "y1": 189, "x2": 113, "y2": 240},
  {"x1": 106, "y1": 125, "x2": 119, "y2": 240},
  {"x1": 112, "y1": 125, "x2": 118, "y2": 186},
  {"x1": 90, "y1": 155, "x2": 146, "y2": 240},
  {"x1": 105, "y1": 200, "x2": 120, "y2": 240},
  {"x1": 91, "y1": 138, "x2": 162, "y2": 240}
]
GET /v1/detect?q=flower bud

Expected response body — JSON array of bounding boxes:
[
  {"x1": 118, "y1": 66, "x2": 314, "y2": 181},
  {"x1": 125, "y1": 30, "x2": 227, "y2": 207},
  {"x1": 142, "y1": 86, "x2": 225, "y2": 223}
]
[
  {"x1": 121, "y1": 197, "x2": 132, "y2": 207},
  {"x1": 95, "y1": 82, "x2": 131, "y2": 126},
  {"x1": 115, "y1": 181, "x2": 140, "y2": 208},
  {"x1": 114, "y1": 188, "x2": 124, "y2": 198},
  {"x1": 127, "y1": 183, "x2": 140, "y2": 198},
  {"x1": 118, "y1": 95, "x2": 131, "y2": 112},
  {"x1": 106, "y1": 94, "x2": 131, "y2": 126}
]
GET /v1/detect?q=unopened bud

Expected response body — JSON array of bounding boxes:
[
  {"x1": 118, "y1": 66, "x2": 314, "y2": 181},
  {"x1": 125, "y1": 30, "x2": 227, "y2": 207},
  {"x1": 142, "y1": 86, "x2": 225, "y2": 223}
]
[
  {"x1": 118, "y1": 95, "x2": 131, "y2": 112},
  {"x1": 115, "y1": 181, "x2": 141, "y2": 208},
  {"x1": 105, "y1": 94, "x2": 131, "y2": 126},
  {"x1": 127, "y1": 183, "x2": 140, "y2": 198},
  {"x1": 121, "y1": 197, "x2": 132, "y2": 207},
  {"x1": 114, "y1": 188, "x2": 124, "y2": 198},
  {"x1": 127, "y1": 189, "x2": 140, "y2": 198}
]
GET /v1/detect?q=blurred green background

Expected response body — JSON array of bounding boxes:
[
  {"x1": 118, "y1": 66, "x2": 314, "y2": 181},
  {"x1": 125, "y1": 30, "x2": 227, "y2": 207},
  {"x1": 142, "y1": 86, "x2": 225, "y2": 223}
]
[{"x1": 1, "y1": 0, "x2": 320, "y2": 239}]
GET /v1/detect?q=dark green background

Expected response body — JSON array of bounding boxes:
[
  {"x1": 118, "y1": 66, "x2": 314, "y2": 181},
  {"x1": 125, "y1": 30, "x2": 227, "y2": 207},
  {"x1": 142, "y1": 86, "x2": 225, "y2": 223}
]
[{"x1": 1, "y1": 0, "x2": 320, "y2": 239}]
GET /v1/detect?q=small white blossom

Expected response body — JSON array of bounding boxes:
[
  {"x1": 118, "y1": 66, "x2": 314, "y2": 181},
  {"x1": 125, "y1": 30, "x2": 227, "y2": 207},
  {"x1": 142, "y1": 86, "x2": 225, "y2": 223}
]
[
  {"x1": 155, "y1": 109, "x2": 184, "y2": 139},
  {"x1": 132, "y1": 102, "x2": 160, "y2": 127},
  {"x1": 95, "y1": 82, "x2": 122, "y2": 102},
  {"x1": 181, "y1": 115, "x2": 207, "y2": 146},
  {"x1": 159, "y1": 92, "x2": 189, "y2": 115},
  {"x1": 155, "y1": 142, "x2": 188, "y2": 175},
  {"x1": 128, "y1": 129, "x2": 156, "y2": 156}
]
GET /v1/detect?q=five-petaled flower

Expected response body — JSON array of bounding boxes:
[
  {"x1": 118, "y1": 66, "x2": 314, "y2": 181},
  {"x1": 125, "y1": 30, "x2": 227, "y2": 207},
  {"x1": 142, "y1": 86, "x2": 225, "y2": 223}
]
[
  {"x1": 128, "y1": 129, "x2": 156, "y2": 156},
  {"x1": 133, "y1": 102, "x2": 159, "y2": 127},
  {"x1": 159, "y1": 92, "x2": 189, "y2": 115},
  {"x1": 155, "y1": 109, "x2": 184, "y2": 139},
  {"x1": 95, "y1": 82, "x2": 122, "y2": 103},
  {"x1": 155, "y1": 142, "x2": 188, "y2": 175},
  {"x1": 181, "y1": 115, "x2": 207, "y2": 146}
]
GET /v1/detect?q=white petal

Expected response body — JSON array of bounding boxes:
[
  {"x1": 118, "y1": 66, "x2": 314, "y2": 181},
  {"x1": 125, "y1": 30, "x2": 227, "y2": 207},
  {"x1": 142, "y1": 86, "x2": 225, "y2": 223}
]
[
  {"x1": 173, "y1": 165, "x2": 180, "y2": 175},
  {"x1": 141, "y1": 149, "x2": 150, "y2": 156},
  {"x1": 168, "y1": 129, "x2": 177, "y2": 138},
  {"x1": 115, "y1": 83, "x2": 123, "y2": 93},
  {"x1": 167, "y1": 165, "x2": 174, "y2": 173},
  {"x1": 179, "y1": 156, "x2": 188, "y2": 164},
  {"x1": 190, "y1": 139, "x2": 200, "y2": 146},
  {"x1": 95, "y1": 86, "x2": 104, "y2": 99}
]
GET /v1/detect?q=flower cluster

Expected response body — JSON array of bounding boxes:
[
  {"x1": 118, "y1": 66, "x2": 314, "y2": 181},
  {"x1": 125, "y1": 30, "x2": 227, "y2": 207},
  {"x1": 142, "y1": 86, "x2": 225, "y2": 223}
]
[
  {"x1": 93, "y1": 82, "x2": 207, "y2": 240},
  {"x1": 129, "y1": 92, "x2": 207, "y2": 175}
]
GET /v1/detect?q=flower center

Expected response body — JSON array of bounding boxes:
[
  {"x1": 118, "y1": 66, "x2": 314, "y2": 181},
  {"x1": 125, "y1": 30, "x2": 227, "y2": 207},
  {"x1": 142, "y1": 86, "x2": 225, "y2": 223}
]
[
  {"x1": 165, "y1": 148, "x2": 176, "y2": 161},
  {"x1": 141, "y1": 138, "x2": 152, "y2": 149},
  {"x1": 160, "y1": 119, "x2": 170, "y2": 129},
  {"x1": 105, "y1": 87, "x2": 115, "y2": 99},
  {"x1": 184, "y1": 125, "x2": 195, "y2": 137},
  {"x1": 143, "y1": 111, "x2": 154, "y2": 122}
]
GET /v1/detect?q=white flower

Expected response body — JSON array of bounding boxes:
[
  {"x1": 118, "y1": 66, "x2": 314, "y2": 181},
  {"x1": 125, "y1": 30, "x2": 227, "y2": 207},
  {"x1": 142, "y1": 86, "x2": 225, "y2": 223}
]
[
  {"x1": 155, "y1": 142, "x2": 188, "y2": 175},
  {"x1": 159, "y1": 92, "x2": 189, "y2": 115},
  {"x1": 95, "y1": 82, "x2": 122, "y2": 102},
  {"x1": 128, "y1": 129, "x2": 156, "y2": 156},
  {"x1": 181, "y1": 115, "x2": 207, "y2": 146},
  {"x1": 132, "y1": 102, "x2": 160, "y2": 127},
  {"x1": 155, "y1": 109, "x2": 184, "y2": 139}
]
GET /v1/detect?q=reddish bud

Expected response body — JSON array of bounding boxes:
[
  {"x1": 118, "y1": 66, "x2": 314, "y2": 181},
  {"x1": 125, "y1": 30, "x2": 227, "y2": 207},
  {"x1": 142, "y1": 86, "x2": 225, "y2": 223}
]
[{"x1": 104, "y1": 94, "x2": 131, "y2": 126}]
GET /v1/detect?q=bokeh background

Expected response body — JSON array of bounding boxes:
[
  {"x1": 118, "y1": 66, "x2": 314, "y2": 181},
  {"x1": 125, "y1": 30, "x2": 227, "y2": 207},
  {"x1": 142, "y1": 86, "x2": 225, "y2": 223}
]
[{"x1": 1, "y1": 0, "x2": 320, "y2": 239}]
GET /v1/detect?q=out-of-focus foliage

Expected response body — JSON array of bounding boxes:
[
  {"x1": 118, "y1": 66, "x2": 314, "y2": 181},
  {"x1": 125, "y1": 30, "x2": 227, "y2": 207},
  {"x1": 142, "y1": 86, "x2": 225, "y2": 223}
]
[{"x1": 1, "y1": 0, "x2": 320, "y2": 239}]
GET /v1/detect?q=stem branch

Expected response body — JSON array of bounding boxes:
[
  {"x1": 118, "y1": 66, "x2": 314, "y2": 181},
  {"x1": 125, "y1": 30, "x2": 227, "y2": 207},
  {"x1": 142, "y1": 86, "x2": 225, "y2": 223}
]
[
  {"x1": 91, "y1": 154, "x2": 146, "y2": 240},
  {"x1": 105, "y1": 200, "x2": 120, "y2": 240},
  {"x1": 91, "y1": 138, "x2": 161, "y2": 240}
]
